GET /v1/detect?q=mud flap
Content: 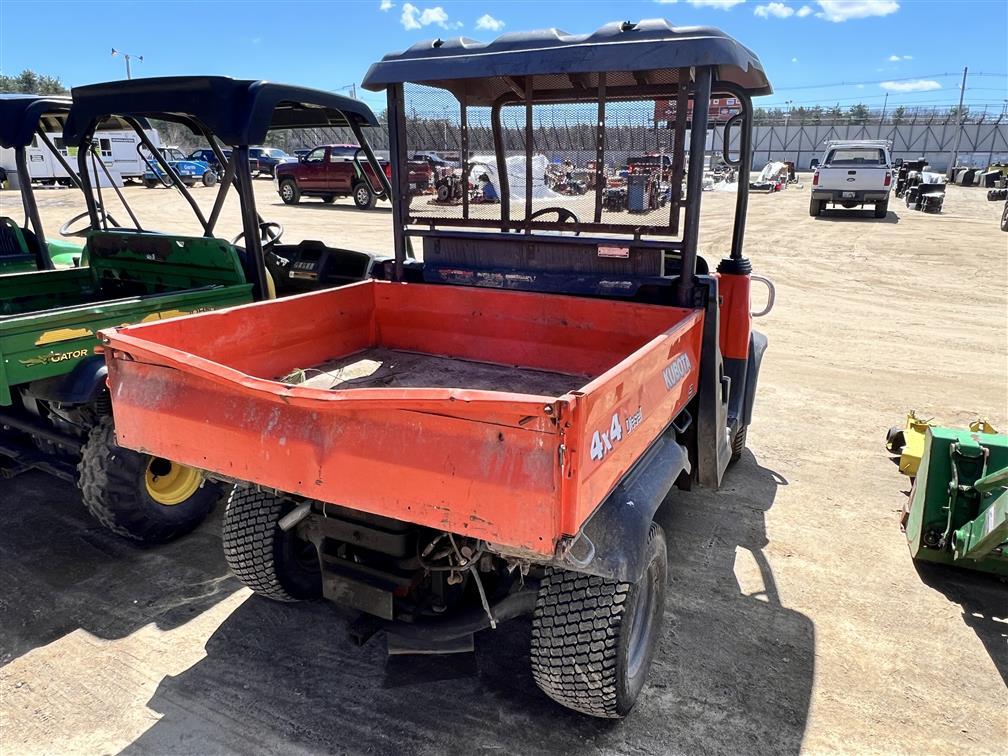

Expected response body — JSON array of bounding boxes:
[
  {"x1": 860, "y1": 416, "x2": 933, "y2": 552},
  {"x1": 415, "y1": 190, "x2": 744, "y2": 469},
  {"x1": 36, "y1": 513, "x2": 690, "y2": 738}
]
[{"x1": 554, "y1": 426, "x2": 689, "y2": 583}]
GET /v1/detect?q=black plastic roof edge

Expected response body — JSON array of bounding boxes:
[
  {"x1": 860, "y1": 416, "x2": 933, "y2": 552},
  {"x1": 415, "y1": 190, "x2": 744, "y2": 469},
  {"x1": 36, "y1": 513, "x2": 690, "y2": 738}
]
[
  {"x1": 362, "y1": 19, "x2": 771, "y2": 102},
  {"x1": 62, "y1": 76, "x2": 379, "y2": 147},
  {"x1": 0, "y1": 94, "x2": 72, "y2": 149}
]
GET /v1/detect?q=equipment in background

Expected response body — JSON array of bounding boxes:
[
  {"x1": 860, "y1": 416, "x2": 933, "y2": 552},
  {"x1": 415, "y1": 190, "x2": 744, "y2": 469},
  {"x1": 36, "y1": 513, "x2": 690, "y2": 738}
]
[
  {"x1": 886, "y1": 413, "x2": 1006, "y2": 576},
  {"x1": 904, "y1": 171, "x2": 946, "y2": 213}
]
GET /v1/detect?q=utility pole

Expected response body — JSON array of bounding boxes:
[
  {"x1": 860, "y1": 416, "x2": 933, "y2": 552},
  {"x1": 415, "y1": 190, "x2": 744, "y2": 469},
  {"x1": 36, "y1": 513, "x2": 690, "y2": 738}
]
[
  {"x1": 947, "y1": 66, "x2": 968, "y2": 178},
  {"x1": 110, "y1": 48, "x2": 143, "y2": 79}
]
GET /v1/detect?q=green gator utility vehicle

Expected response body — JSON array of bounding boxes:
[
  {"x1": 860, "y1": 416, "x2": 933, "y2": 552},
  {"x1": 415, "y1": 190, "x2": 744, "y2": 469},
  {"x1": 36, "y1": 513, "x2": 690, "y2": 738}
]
[
  {"x1": 0, "y1": 77, "x2": 391, "y2": 542},
  {"x1": 0, "y1": 94, "x2": 90, "y2": 272}
]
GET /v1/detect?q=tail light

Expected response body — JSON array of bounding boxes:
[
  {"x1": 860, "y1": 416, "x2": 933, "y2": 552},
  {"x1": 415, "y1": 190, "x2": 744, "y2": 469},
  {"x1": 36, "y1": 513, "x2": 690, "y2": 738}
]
[
  {"x1": 884, "y1": 171, "x2": 892, "y2": 187},
  {"x1": 384, "y1": 163, "x2": 392, "y2": 180},
  {"x1": 812, "y1": 170, "x2": 819, "y2": 186}
]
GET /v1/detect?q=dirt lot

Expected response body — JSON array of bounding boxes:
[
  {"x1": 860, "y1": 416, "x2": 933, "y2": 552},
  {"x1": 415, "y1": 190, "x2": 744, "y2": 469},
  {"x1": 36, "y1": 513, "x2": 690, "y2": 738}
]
[{"x1": 1, "y1": 179, "x2": 1006, "y2": 754}]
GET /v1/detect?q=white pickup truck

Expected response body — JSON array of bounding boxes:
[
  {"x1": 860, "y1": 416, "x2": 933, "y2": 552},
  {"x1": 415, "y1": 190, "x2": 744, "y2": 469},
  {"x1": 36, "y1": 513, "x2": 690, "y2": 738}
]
[{"x1": 810, "y1": 140, "x2": 893, "y2": 218}]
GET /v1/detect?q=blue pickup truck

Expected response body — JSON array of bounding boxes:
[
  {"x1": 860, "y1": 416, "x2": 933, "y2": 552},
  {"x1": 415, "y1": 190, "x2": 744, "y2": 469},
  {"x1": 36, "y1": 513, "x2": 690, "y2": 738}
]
[{"x1": 142, "y1": 146, "x2": 219, "y2": 188}]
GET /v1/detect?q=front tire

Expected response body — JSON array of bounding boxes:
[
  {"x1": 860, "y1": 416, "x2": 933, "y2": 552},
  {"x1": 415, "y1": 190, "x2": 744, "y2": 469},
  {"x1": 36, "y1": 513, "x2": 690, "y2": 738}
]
[
  {"x1": 530, "y1": 523, "x2": 667, "y2": 718},
  {"x1": 77, "y1": 417, "x2": 219, "y2": 543},
  {"x1": 202, "y1": 170, "x2": 218, "y2": 187},
  {"x1": 222, "y1": 487, "x2": 322, "y2": 602},
  {"x1": 279, "y1": 179, "x2": 300, "y2": 205},
  {"x1": 143, "y1": 178, "x2": 159, "y2": 189},
  {"x1": 730, "y1": 424, "x2": 748, "y2": 464},
  {"x1": 353, "y1": 181, "x2": 377, "y2": 210}
]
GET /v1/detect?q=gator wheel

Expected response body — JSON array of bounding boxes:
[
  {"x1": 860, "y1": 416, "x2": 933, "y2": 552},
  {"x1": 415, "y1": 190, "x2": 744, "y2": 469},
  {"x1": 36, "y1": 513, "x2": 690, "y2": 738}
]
[
  {"x1": 730, "y1": 425, "x2": 748, "y2": 464},
  {"x1": 77, "y1": 417, "x2": 219, "y2": 543},
  {"x1": 222, "y1": 486, "x2": 322, "y2": 602},
  {"x1": 530, "y1": 523, "x2": 667, "y2": 718}
]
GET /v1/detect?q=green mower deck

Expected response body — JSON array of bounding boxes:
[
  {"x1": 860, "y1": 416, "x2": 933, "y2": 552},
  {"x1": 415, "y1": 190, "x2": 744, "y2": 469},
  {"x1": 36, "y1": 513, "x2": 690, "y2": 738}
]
[{"x1": 905, "y1": 426, "x2": 1008, "y2": 576}]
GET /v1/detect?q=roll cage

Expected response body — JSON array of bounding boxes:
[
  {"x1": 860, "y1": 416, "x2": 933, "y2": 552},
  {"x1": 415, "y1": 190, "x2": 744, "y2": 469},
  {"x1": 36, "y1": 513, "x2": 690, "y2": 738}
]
[
  {"x1": 362, "y1": 19, "x2": 771, "y2": 306},
  {"x1": 0, "y1": 95, "x2": 82, "y2": 269},
  {"x1": 61, "y1": 76, "x2": 391, "y2": 300}
]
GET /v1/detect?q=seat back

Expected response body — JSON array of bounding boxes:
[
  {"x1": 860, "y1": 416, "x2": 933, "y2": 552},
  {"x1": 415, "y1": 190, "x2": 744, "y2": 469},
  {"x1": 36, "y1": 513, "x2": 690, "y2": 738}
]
[{"x1": 83, "y1": 231, "x2": 247, "y2": 297}]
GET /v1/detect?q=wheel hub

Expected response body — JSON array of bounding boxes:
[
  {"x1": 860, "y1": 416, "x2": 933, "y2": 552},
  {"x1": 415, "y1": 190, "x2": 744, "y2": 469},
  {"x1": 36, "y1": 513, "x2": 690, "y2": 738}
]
[{"x1": 144, "y1": 457, "x2": 203, "y2": 505}]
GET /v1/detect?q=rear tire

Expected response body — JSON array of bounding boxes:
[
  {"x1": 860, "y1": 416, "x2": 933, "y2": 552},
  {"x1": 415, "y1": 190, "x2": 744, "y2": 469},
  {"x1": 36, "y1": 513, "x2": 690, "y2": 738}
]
[
  {"x1": 730, "y1": 425, "x2": 748, "y2": 464},
  {"x1": 279, "y1": 179, "x2": 300, "y2": 205},
  {"x1": 874, "y1": 199, "x2": 889, "y2": 219},
  {"x1": 1001, "y1": 202, "x2": 1008, "y2": 232},
  {"x1": 222, "y1": 487, "x2": 322, "y2": 602},
  {"x1": 530, "y1": 523, "x2": 667, "y2": 718},
  {"x1": 321, "y1": 195, "x2": 336, "y2": 204},
  {"x1": 77, "y1": 417, "x2": 219, "y2": 543},
  {"x1": 353, "y1": 181, "x2": 377, "y2": 210},
  {"x1": 809, "y1": 198, "x2": 823, "y2": 217},
  {"x1": 202, "y1": 170, "x2": 218, "y2": 187},
  {"x1": 143, "y1": 178, "x2": 159, "y2": 189}
]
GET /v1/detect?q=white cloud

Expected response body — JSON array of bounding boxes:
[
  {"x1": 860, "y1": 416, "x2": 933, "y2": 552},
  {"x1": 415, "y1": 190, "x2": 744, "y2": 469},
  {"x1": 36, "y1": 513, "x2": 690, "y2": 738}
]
[
  {"x1": 791, "y1": 56, "x2": 799, "y2": 62},
  {"x1": 796, "y1": 4, "x2": 813, "y2": 15},
  {"x1": 755, "y1": 2, "x2": 794, "y2": 17},
  {"x1": 475, "y1": 13, "x2": 505, "y2": 31},
  {"x1": 655, "y1": 0, "x2": 678, "y2": 3},
  {"x1": 400, "y1": 3, "x2": 460, "y2": 30},
  {"x1": 379, "y1": 0, "x2": 393, "y2": 10},
  {"x1": 887, "y1": 53, "x2": 912, "y2": 61},
  {"x1": 856, "y1": 84, "x2": 864, "y2": 89},
  {"x1": 686, "y1": 0, "x2": 745, "y2": 8},
  {"x1": 902, "y1": 54, "x2": 912, "y2": 60},
  {"x1": 815, "y1": 1, "x2": 899, "y2": 22},
  {"x1": 881, "y1": 79, "x2": 941, "y2": 92}
]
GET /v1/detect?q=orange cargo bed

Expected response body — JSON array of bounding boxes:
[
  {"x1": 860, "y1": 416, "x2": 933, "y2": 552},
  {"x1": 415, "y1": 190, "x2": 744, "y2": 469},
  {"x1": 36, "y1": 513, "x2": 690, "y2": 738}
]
[{"x1": 102, "y1": 281, "x2": 703, "y2": 557}]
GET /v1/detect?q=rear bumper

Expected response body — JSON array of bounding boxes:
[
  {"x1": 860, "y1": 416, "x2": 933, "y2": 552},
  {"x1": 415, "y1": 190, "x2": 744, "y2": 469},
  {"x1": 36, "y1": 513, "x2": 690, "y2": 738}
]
[{"x1": 813, "y1": 189, "x2": 890, "y2": 202}]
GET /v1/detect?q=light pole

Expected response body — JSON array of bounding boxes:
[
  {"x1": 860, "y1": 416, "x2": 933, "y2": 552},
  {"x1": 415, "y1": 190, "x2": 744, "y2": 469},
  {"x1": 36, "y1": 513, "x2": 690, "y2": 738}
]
[
  {"x1": 783, "y1": 100, "x2": 793, "y2": 163},
  {"x1": 111, "y1": 48, "x2": 142, "y2": 79}
]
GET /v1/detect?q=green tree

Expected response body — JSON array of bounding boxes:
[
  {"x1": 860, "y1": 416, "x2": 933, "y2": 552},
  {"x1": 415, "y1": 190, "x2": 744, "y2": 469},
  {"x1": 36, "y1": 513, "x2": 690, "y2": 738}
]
[
  {"x1": 848, "y1": 103, "x2": 870, "y2": 125},
  {"x1": 890, "y1": 106, "x2": 906, "y2": 125},
  {"x1": 825, "y1": 104, "x2": 843, "y2": 122},
  {"x1": 0, "y1": 69, "x2": 67, "y2": 94}
]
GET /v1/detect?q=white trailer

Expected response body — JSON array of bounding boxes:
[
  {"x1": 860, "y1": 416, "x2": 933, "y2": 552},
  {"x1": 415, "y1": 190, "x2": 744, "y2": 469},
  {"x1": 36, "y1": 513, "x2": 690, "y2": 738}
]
[{"x1": 0, "y1": 126, "x2": 161, "y2": 185}]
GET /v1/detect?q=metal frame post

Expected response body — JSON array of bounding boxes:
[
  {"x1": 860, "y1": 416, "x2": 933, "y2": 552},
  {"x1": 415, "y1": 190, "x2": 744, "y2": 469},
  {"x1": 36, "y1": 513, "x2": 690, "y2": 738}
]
[
  {"x1": 232, "y1": 144, "x2": 269, "y2": 301},
  {"x1": 386, "y1": 84, "x2": 410, "y2": 281},
  {"x1": 14, "y1": 147, "x2": 53, "y2": 269},
  {"x1": 677, "y1": 65, "x2": 712, "y2": 307}
]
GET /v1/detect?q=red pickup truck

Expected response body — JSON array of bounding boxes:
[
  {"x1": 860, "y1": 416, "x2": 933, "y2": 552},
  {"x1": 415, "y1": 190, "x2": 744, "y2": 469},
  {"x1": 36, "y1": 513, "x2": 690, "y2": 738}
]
[{"x1": 276, "y1": 144, "x2": 432, "y2": 209}]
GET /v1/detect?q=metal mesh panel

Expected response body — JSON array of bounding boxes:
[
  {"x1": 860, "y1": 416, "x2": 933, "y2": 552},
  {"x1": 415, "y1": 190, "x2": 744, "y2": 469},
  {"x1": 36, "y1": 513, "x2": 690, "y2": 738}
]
[{"x1": 402, "y1": 82, "x2": 689, "y2": 236}]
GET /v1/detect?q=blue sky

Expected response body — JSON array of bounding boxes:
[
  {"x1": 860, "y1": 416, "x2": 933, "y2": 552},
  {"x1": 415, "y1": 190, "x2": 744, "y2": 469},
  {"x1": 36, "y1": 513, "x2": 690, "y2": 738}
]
[{"x1": 1, "y1": 0, "x2": 1005, "y2": 114}]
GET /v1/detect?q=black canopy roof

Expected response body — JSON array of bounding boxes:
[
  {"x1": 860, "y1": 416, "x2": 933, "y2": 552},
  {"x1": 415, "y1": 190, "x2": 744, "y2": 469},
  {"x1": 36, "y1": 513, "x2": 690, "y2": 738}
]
[
  {"x1": 63, "y1": 76, "x2": 379, "y2": 147},
  {"x1": 362, "y1": 19, "x2": 771, "y2": 104},
  {"x1": 0, "y1": 94, "x2": 72, "y2": 148}
]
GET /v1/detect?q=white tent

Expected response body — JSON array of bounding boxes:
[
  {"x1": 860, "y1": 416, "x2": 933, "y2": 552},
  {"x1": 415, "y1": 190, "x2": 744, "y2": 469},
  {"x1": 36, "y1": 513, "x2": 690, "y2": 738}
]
[{"x1": 470, "y1": 154, "x2": 568, "y2": 202}]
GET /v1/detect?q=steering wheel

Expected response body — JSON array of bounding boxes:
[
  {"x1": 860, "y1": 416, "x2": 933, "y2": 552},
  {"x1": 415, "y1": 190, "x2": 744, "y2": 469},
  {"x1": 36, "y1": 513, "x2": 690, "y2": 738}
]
[
  {"x1": 59, "y1": 208, "x2": 120, "y2": 238},
  {"x1": 231, "y1": 221, "x2": 284, "y2": 248},
  {"x1": 529, "y1": 206, "x2": 580, "y2": 235}
]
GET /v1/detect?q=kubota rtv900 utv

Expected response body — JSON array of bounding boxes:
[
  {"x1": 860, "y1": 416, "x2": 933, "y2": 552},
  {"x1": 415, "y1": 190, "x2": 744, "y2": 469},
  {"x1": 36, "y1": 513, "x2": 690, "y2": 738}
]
[{"x1": 98, "y1": 21, "x2": 775, "y2": 716}]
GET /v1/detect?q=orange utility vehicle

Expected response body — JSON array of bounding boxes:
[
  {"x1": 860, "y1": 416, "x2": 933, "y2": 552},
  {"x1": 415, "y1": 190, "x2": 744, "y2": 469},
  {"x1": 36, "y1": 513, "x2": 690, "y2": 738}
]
[{"x1": 98, "y1": 21, "x2": 774, "y2": 717}]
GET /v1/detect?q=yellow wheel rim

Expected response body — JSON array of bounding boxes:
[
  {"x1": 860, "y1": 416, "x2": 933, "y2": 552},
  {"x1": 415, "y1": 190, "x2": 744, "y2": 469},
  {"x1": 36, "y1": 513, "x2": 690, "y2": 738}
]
[{"x1": 144, "y1": 457, "x2": 203, "y2": 505}]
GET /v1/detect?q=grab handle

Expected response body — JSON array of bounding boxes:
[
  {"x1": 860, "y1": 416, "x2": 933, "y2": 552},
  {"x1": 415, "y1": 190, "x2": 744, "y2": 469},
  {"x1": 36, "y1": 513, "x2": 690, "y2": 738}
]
[
  {"x1": 722, "y1": 111, "x2": 745, "y2": 168},
  {"x1": 750, "y1": 274, "x2": 775, "y2": 317}
]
